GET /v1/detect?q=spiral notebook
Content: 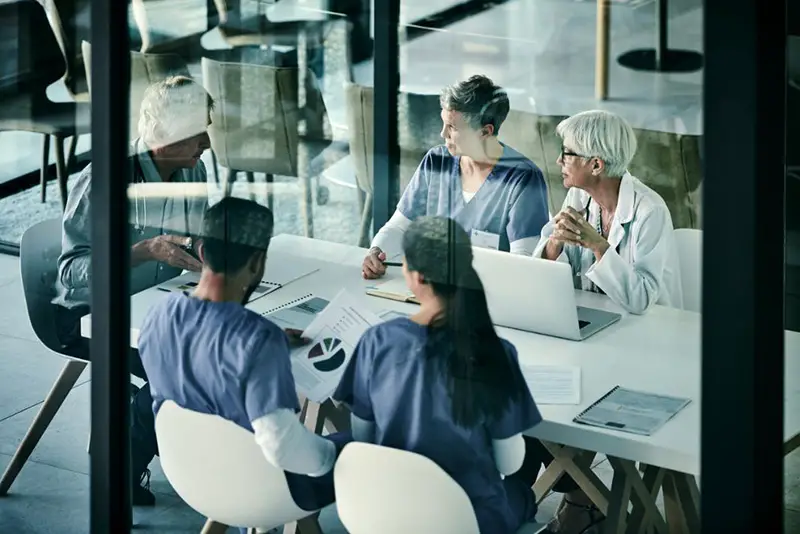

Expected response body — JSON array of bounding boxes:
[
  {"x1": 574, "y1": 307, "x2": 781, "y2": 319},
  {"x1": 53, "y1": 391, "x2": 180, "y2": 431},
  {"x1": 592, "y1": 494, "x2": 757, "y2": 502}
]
[
  {"x1": 157, "y1": 273, "x2": 281, "y2": 303},
  {"x1": 157, "y1": 259, "x2": 320, "y2": 303},
  {"x1": 573, "y1": 386, "x2": 691, "y2": 436},
  {"x1": 262, "y1": 294, "x2": 331, "y2": 331}
]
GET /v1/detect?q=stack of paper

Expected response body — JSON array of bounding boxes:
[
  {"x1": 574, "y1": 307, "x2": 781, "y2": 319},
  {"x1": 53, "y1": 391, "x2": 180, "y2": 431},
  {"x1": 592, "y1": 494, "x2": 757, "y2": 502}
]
[{"x1": 522, "y1": 365, "x2": 582, "y2": 405}]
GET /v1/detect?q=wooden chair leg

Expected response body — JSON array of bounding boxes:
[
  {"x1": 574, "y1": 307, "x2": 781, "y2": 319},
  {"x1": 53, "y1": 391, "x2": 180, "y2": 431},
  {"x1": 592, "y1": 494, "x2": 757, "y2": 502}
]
[
  {"x1": 66, "y1": 135, "x2": 78, "y2": 171},
  {"x1": 358, "y1": 191, "x2": 372, "y2": 248},
  {"x1": 265, "y1": 173, "x2": 274, "y2": 211},
  {"x1": 0, "y1": 359, "x2": 87, "y2": 495},
  {"x1": 200, "y1": 519, "x2": 229, "y2": 534},
  {"x1": 245, "y1": 171, "x2": 256, "y2": 202},
  {"x1": 225, "y1": 168, "x2": 237, "y2": 198},
  {"x1": 54, "y1": 135, "x2": 68, "y2": 210},
  {"x1": 300, "y1": 174, "x2": 314, "y2": 238},
  {"x1": 210, "y1": 150, "x2": 220, "y2": 185},
  {"x1": 40, "y1": 134, "x2": 51, "y2": 203}
]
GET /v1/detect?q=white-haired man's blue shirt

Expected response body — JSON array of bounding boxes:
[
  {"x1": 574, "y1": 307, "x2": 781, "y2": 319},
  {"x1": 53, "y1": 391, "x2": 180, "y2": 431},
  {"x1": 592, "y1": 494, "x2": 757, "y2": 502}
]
[{"x1": 55, "y1": 138, "x2": 208, "y2": 311}]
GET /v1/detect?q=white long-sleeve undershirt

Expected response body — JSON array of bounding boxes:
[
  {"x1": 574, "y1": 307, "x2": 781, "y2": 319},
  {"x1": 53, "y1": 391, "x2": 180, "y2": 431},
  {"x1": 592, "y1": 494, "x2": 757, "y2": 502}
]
[
  {"x1": 371, "y1": 209, "x2": 539, "y2": 258},
  {"x1": 251, "y1": 408, "x2": 336, "y2": 477}
]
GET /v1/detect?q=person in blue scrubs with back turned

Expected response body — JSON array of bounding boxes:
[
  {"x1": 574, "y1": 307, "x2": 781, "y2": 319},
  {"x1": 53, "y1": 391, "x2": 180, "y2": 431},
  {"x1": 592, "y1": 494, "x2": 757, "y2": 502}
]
[
  {"x1": 137, "y1": 198, "x2": 349, "y2": 527},
  {"x1": 338, "y1": 216, "x2": 544, "y2": 534},
  {"x1": 361, "y1": 75, "x2": 549, "y2": 279}
]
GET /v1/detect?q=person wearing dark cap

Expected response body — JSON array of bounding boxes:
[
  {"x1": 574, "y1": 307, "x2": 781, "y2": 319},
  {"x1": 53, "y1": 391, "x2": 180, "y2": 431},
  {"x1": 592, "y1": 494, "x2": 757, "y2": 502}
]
[{"x1": 136, "y1": 197, "x2": 350, "y2": 520}]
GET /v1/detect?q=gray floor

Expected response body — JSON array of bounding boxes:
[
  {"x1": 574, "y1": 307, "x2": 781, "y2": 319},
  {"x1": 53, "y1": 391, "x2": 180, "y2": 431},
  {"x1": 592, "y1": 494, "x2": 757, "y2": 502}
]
[{"x1": 0, "y1": 250, "x2": 798, "y2": 532}]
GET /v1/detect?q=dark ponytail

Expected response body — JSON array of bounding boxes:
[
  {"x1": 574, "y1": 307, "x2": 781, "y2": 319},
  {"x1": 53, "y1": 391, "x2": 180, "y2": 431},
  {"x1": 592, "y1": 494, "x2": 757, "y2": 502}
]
[{"x1": 403, "y1": 216, "x2": 520, "y2": 428}]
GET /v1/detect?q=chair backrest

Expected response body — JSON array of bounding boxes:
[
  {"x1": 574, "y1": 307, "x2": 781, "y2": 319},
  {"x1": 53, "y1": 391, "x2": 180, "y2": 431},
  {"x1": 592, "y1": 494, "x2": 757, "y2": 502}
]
[
  {"x1": 155, "y1": 400, "x2": 310, "y2": 530},
  {"x1": 201, "y1": 57, "x2": 331, "y2": 176},
  {"x1": 82, "y1": 40, "x2": 191, "y2": 141},
  {"x1": 344, "y1": 83, "x2": 442, "y2": 197},
  {"x1": 500, "y1": 112, "x2": 704, "y2": 230},
  {"x1": 334, "y1": 442, "x2": 481, "y2": 534},
  {"x1": 0, "y1": 0, "x2": 66, "y2": 95},
  {"x1": 19, "y1": 219, "x2": 67, "y2": 353},
  {"x1": 42, "y1": 0, "x2": 91, "y2": 99},
  {"x1": 673, "y1": 228, "x2": 702, "y2": 313}
]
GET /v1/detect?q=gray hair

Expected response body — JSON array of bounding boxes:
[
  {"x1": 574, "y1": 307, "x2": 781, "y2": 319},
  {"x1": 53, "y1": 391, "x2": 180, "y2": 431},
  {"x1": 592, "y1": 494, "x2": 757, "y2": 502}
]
[
  {"x1": 439, "y1": 75, "x2": 509, "y2": 135},
  {"x1": 556, "y1": 110, "x2": 637, "y2": 178},
  {"x1": 138, "y1": 76, "x2": 215, "y2": 147}
]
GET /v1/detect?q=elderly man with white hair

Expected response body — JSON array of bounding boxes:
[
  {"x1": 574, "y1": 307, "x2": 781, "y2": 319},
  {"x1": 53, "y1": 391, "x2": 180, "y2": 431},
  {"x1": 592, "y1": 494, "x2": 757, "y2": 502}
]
[
  {"x1": 534, "y1": 109, "x2": 683, "y2": 314},
  {"x1": 54, "y1": 75, "x2": 213, "y2": 506}
]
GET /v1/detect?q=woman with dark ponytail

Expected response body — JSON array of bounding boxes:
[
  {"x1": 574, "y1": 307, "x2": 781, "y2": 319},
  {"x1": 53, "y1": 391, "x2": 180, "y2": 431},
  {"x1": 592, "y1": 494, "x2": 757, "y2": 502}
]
[{"x1": 334, "y1": 216, "x2": 544, "y2": 534}]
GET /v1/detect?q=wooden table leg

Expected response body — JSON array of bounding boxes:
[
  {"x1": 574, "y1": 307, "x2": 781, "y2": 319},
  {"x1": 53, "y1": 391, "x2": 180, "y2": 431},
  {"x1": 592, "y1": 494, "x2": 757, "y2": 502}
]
[
  {"x1": 661, "y1": 470, "x2": 700, "y2": 534},
  {"x1": 540, "y1": 441, "x2": 610, "y2": 514},
  {"x1": 607, "y1": 458, "x2": 668, "y2": 534},
  {"x1": 604, "y1": 466, "x2": 633, "y2": 534},
  {"x1": 628, "y1": 464, "x2": 666, "y2": 533},
  {"x1": 596, "y1": 0, "x2": 611, "y2": 100}
]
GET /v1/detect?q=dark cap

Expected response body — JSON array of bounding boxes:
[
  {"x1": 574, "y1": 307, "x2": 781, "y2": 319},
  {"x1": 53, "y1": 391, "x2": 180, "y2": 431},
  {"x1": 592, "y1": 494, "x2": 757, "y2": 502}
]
[{"x1": 200, "y1": 197, "x2": 274, "y2": 249}]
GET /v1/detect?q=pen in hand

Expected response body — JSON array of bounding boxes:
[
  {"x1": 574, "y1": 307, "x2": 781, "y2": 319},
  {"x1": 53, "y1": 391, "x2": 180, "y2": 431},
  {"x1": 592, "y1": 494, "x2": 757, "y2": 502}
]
[{"x1": 382, "y1": 261, "x2": 402, "y2": 267}]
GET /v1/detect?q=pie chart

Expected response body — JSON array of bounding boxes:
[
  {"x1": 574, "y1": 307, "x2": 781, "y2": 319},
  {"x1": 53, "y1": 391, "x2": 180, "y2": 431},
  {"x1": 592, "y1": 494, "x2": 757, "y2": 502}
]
[{"x1": 308, "y1": 337, "x2": 346, "y2": 372}]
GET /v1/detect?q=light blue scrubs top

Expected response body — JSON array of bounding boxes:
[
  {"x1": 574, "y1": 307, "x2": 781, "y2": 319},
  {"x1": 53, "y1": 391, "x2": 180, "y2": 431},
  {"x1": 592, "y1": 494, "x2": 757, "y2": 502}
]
[
  {"x1": 138, "y1": 293, "x2": 338, "y2": 511},
  {"x1": 333, "y1": 317, "x2": 542, "y2": 534},
  {"x1": 398, "y1": 144, "x2": 549, "y2": 251}
]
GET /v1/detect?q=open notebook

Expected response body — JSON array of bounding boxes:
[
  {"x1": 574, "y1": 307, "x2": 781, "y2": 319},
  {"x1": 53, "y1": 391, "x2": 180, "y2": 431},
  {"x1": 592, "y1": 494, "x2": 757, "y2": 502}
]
[
  {"x1": 365, "y1": 278, "x2": 419, "y2": 305},
  {"x1": 157, "y1": 256, "x2": 320, "y2": 303}
]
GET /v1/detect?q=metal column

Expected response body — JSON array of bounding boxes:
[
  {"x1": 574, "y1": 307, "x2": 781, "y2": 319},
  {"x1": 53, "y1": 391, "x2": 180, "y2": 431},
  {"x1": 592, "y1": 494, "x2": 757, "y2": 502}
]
[
  {"x1": 89, "y1": 0, "x2": 132, "y2": 530},
  {"x1": 371, "y1": 0, "x2": 400, "y2": 233},
  {"x1": 701, "y1": 0, "x2": 786, "y2": 530}
]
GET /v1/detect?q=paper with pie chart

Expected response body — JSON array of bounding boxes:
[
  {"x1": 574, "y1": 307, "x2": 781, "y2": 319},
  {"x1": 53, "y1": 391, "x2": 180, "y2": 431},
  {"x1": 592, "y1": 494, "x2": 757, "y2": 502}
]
[{"x1": 290, "y1": 289, "x2": 382, "y2": 402}]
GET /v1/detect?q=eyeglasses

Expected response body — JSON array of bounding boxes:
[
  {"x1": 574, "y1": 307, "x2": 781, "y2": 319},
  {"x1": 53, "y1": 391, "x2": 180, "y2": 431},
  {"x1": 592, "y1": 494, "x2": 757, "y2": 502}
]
[{"x1": 560, "y1": 146, "x2": 588, "y2": 160}]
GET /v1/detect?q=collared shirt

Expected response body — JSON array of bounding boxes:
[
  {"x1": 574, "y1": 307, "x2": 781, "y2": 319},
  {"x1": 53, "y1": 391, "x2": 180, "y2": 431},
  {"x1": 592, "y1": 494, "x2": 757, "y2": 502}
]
[
  {"x1": 54, "y1": 139, "x2": 209, "y2": 310},
  {"x1": 533, "y1": 172, "x2": 684, "y2": 314}
]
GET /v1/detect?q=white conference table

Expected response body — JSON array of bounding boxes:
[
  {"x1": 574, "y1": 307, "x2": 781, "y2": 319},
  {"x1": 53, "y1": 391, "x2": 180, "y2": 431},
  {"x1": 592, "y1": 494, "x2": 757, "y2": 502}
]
[{"x1": 81, "y1": 234, "x2": 800, "y2": 532}]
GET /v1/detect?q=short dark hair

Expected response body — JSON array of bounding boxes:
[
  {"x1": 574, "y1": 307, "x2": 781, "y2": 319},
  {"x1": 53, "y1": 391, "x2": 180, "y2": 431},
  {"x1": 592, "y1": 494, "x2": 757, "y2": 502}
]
[
  {"x1": 200, "y1": 198, "x2": 274, "y2": 275},
  {"x1": 439, "y1": 75, "x2": 510, "y2": 135}
]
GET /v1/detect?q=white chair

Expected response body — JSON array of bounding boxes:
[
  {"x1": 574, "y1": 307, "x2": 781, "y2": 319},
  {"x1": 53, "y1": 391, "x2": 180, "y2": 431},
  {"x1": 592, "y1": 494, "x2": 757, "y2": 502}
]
[
  {"x1": 674, "y1": 228, "x2": 703, "y2": 313},
  {"x1": 333, "y1": 442, "x2": 546, "y2": 534},
  {"x1": 155, "y1": 400, "x2": 322, "y2": 533}
]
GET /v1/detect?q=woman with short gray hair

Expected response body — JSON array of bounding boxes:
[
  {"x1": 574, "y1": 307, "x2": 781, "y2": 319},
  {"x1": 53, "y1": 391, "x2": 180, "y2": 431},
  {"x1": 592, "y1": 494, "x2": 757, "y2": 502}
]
[
  {"x1": 362, "y1": 74, "x2": 549, "y2": 278},
  {"x1": 534, "y1": 109, "x2": 683, "y2": 315}
]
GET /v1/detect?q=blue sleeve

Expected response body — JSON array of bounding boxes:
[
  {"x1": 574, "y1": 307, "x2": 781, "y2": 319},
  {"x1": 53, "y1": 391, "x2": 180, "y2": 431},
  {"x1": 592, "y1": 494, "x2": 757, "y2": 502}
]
[
  {"x1": 332, "y1": 332, "x2": 374, "y2": 421},
  {"x1": 396, "y1": 149, "x2": 435, "y2": 220},
  {"x1": 487, "y1": 341, "x2": 542, "y2": 439},
  {"x1": 243, "y1": 328, "x2": 302, "y2": 421},
  {"x1": 58, "y1": 166, "x2": 93, "y2": 290},
  {"x1": 506, "y1": 166, "x2": 550, "y2": 242}
]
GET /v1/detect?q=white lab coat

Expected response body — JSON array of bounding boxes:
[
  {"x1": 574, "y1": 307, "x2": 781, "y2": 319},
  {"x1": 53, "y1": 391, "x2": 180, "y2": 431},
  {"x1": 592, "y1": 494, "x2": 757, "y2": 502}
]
[{"x1": 533, "y1": 173, "x2": 684, "y2": 314}]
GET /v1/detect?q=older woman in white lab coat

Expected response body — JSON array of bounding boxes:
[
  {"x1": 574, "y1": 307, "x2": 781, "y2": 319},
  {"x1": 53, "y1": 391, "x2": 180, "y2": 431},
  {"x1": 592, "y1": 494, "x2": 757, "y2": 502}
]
[
  {"x1": 533, "y1": 110, "x2": 683, "y2": 315},
  {"x1": 531, "y1": 110, "x2": 683, "y2": 533}
]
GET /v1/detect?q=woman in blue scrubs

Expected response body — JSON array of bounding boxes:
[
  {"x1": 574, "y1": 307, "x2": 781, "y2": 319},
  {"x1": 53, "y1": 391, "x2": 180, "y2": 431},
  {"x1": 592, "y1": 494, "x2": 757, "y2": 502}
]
[
  {"x1": 336, "y1": 216, "x2": 543, "y2": 534},
  {"x1": 361, "y1": 75, "x2": 550, "y2": 279}
]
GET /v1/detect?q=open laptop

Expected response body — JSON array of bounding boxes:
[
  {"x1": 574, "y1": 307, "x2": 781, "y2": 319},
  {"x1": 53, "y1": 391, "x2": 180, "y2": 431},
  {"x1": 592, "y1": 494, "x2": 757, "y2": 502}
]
[{"x1": 471, "y1": 247, "x2": 622, "y2": 341}]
